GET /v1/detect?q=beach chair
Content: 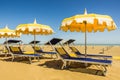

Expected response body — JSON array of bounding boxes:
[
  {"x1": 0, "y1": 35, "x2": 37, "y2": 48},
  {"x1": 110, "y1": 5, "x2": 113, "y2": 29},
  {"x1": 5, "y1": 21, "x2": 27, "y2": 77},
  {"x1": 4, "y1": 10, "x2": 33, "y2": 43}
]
[
  {"x1": 69, "y1": 46, "x2": 112, "y2": 59},
  {"x1": 8, "y1": 46, "x2": 41, "y2": 64},
  {"x1": 30, "y1": 38, "x2": 63, "y2": 57},
  {"x1": 2, "y1": 39, "x2": 23, "y2": 56},
  {"x1": 54, "y1": 47, "x2": 112, "y2": 76},
  {"x1": 63, "y1": 39, "x2": 112, "y2": 59}
]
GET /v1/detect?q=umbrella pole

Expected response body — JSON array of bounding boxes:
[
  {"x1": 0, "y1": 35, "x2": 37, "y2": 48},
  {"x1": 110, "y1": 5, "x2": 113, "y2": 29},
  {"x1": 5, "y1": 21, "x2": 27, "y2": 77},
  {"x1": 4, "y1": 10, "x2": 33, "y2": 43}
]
[
  {"x1": 84, "y1": 21, "x2": 87, "y2": 58},
  {"x1": 5, "y1": 37, "x2": 8, "y2": 57},
  {"x1": 34, "y1": 34, "x2": 36, "y2": 54}
]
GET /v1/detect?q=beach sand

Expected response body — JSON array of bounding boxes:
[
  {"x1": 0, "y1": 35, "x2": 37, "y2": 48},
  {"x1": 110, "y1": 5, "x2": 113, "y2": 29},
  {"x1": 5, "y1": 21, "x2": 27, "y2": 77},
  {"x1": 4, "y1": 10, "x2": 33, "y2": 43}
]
[{"x1": 0, "y1": 45, "x2": 120, "y2": 80}]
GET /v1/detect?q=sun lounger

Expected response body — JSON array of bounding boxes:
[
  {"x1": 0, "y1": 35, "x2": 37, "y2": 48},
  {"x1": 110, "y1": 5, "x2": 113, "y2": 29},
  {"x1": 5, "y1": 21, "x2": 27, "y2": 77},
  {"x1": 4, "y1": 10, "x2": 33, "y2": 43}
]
[
  {"x1": 63, "y1": 39, "x2": 112, "y2": 59},
  {"x1": 8, "y1": 45, "x2": 41, "y2": 64},
  {"x1": 29, "y1": 40, "x2": 55, "y2": 54},
  {"x1": 2, "y1": 39, "x2": 23, "y2": 56},
  {"x1": 54, "y1": 47, "x2": 112, "y2": 76},
  {"x1": 69, "y1": 46, "x2": 112, "y2": 59},
  {"x1": 31, "y1": 38, "x2": 63, "y2": 55}
]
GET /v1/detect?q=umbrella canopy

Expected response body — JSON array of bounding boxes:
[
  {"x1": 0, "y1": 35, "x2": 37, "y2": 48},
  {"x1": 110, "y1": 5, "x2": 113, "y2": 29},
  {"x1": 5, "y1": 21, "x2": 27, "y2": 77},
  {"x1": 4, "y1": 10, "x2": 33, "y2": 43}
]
[
  {"x1": 59, "y1": 9, "x2": 117, "y2": 57},
  {"x1": 60, "y1": 9, "x2": 116, "y2": 32},
  {"x1": 16, "y1": 19, "x2": 54, "y2": 35},
  {"x1": 0, "y1": 25, "x2": 20, "y2": 38}
]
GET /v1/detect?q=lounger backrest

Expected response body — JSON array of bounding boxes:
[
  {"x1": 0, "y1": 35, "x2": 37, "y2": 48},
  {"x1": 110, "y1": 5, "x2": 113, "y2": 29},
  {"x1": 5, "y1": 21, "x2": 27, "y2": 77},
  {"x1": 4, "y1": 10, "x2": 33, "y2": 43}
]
[
  {"x1": 3, "y1": 46, "x2": 9, "y2": 53},
  {"x1": 32, "y1": 46, "x2": 43, "y2": 52},
  {"x1": 9, "y1": 46, "x2": 22, "y2": 54},
  {"x1": 70, "y1": 47, "x2": 78, "y2": 52},
  {"x1": 2, "y1": 49, "x2": 8, "y2": 53},
  {"x1": 55, "y1": 47, "x2": 78, "y2": 58},
  {"x1": 33, "y1": 46, "x2": 41, "y2": 50},
  {"x1": 55, "y1": 47, "x2": 70, "y2": 59},
  {"x1": 69, "y1": 47, "x2": 82, "y2": 55}
]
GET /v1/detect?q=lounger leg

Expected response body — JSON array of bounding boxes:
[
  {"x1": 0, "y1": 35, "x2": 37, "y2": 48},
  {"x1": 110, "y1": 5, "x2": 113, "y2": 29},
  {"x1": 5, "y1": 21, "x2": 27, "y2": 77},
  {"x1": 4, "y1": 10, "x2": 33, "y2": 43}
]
[
  {"x1": 95, "y1": 65, "x2": 107, "y2": 76},
  {"x1": 61, "y1": 60, "x2": 67, "y2": 69},
  {"x1": 101, "y1": 65, "x2": 107, "y2": 76},
  {"x1": 37, "y1": 57, "x2": 40, "y2": 61},
  {"x1": 11, "y1": 55, "x2": 14, "y2": 61},
  {"x1": 55, "y1": 54, "x2": 58, "y2": 58},
  {"x1": 68, "y1": 61, "x2": 71, "y2": 66},
  {"x1": 28, "y1": 57, "x2": 32, "y2": 64},
  {"x1": 5, "y1": 53, "x2": 7, "y2": 57}
]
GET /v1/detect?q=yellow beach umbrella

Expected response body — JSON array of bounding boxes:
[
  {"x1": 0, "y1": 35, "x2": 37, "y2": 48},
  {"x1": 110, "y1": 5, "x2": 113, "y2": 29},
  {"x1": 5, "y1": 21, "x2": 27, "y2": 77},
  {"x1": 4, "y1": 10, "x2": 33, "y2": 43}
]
[
  {"x1": 60, "y1": 9, "x2": 117, "y2": 57},
  {"x1": 16, "y1": 19, "x2": 54, "y2": 50},
  {"x1": 0, "y1": 25, "x2": 20, "y2": 43},
  {"x1": 0, "y1": 25, "x2": 20, "y2": 56},
  {"x1": 0, "y1": 25, "x2": 20, "y2": 38}
]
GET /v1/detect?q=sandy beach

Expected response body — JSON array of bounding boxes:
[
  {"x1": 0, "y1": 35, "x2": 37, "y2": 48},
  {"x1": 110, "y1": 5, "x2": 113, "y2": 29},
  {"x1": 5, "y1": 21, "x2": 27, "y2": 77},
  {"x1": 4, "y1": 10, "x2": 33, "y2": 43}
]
[
  {"x1": 0, "y1": 0, "x2": 120, "y2": 80},
  {"x1": 0, "y1": 45, "x2": 120, "y2": 80}
]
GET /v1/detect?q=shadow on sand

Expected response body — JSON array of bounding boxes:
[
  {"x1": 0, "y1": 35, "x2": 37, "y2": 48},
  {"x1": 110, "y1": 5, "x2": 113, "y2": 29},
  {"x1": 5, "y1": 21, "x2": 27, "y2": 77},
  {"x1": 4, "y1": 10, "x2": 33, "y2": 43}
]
[{"x1": 38, "y1": 59, "x2": 105, "y2": 76}]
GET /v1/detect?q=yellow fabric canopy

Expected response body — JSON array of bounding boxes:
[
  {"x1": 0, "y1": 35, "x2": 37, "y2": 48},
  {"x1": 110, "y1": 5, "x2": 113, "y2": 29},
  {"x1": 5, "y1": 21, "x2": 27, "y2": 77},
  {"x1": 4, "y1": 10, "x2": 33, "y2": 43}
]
[
  {"x1": 16, "y1": 19, "x2": 54, "y2": 35},
  {"x1": 60, "y1": 9, "x2": 117, "y2": 32},
  {"x1": 0, "y1": 26, "x2": 20, "y2": 38}
]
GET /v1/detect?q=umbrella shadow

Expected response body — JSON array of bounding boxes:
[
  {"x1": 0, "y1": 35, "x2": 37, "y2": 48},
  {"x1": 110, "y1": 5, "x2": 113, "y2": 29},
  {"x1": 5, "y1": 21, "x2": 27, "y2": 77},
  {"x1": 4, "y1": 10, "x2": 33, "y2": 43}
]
[{"x1": 38, "y1": 60, "x2": 104, "y2": 76}]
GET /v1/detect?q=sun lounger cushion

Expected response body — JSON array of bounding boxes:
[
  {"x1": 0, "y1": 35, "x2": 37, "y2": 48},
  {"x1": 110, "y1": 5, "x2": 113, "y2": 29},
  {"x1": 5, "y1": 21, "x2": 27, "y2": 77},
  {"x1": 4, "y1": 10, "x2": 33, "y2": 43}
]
[
  {"x1": 56, "y1": 47, "x2": 78, "y2": 57},
  {"x1": 23, "y1": 51, "x2": 35, "y2": 54},
  {"x1": 32, "y1": 46, "x2": 56, "y2": 54},
  {"x1": 2, "y1": 49, "x2": 8, "y2": 53},
  {"x1": 34, "y1": 46, "x2": 41, "y2": 50},
  {"x1": 10, "y1": 47, "x2": 20, "y2": 52}
]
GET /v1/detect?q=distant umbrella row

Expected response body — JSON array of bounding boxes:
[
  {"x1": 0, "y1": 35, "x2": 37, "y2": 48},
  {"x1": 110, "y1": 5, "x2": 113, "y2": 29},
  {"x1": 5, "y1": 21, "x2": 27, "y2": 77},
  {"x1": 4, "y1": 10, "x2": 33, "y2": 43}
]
[
  {"x1": 0, "y1": 19, "x2": 54, "y2": 39},
  {"x1": 0, "y1": 19, "x2": 54, "y2": 49}
]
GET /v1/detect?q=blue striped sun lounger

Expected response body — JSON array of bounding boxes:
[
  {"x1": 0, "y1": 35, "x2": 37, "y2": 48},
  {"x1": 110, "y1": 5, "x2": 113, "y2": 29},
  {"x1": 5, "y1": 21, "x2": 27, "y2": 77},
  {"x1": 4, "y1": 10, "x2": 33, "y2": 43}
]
[
  {"x1": 31, "y1": 38, "x2": 63, "y2": 58},
  {"x1": 54, "y1": 47, "x2": 112, "y2": 76},
  {"x1": 8, "y1": 46, "x2": 41, "y2": 64},
  {"x1": 69, "y1": 47, "x2": 112, "y2": 59}
]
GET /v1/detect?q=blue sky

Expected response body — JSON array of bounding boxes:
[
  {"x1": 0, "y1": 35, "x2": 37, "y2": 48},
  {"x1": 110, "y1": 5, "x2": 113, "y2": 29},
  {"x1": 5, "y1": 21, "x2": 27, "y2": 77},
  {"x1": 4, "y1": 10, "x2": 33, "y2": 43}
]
[{"x1": 0, "y1": 0, "x2": 120, "y2": 44}]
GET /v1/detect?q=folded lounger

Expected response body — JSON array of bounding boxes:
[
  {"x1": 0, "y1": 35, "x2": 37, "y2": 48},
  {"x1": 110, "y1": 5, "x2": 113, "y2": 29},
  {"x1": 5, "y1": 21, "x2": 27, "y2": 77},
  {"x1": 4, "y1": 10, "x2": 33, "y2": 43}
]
[
  {"x1": 69, "y1": 47, "x2": 112, "y2": 59},
  {"x1": 54, "y1": 47, "x2": 112, "y2": 76},
  {"x1": 9, "y1": 46, "x2": 41, "y2": 64}
]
